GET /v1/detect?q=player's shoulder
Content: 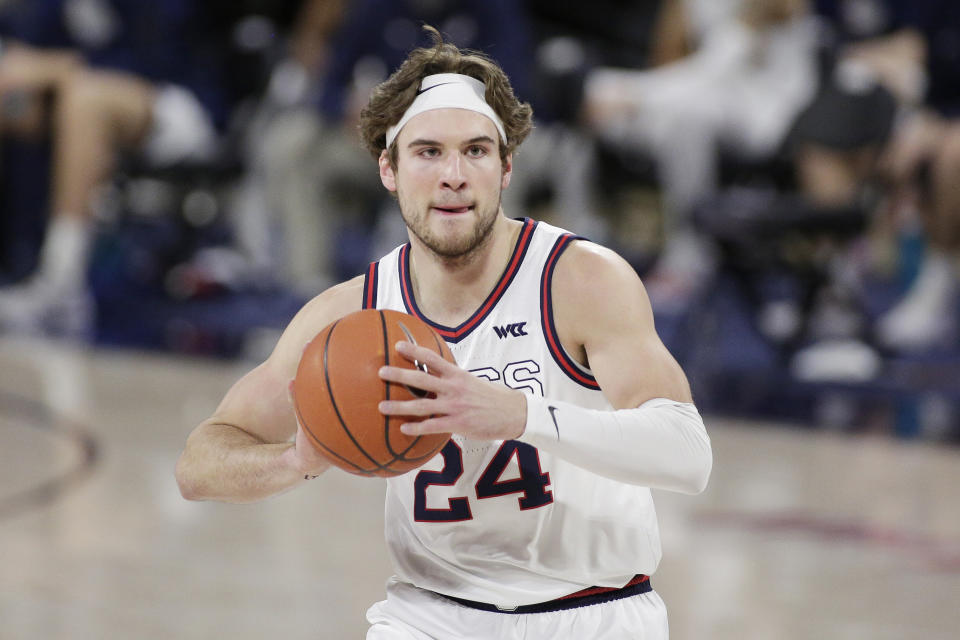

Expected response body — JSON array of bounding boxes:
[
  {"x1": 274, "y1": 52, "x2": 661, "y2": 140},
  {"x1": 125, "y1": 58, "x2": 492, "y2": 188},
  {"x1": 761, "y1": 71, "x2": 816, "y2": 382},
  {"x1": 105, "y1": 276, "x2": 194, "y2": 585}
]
[
  {"x1": 549, "y1": 238, "x2": 653, "y2": 334},
  {"x1": 541, "y1": 237, "x2": 660, "y2": 364},
  {"x1": 267, "y1": 276, "x2": 365, "y2": 371},
  {"x1": 305, "y1": 274, "x2": 366, "y2": 314},
  {"x1": 553, "y1": 238, "x2": 644, "y2": 295},
  {"x1": 292, "y1": 275, "x2": 365, "y2": 335}
]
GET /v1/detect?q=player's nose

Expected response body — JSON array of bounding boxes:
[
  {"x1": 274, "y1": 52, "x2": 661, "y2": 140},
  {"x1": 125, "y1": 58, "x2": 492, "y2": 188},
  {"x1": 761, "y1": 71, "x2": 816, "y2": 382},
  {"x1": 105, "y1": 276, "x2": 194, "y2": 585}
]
[{"x1": 440, "y1": 153, "x2": 466, "y2": 190}]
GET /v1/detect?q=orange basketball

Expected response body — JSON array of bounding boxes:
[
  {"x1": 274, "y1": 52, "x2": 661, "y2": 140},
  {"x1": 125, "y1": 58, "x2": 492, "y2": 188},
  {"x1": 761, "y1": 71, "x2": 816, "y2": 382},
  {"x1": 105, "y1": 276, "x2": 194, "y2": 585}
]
[{"x1": 292, "y1": 309, "x2": 454, "y2": 477}]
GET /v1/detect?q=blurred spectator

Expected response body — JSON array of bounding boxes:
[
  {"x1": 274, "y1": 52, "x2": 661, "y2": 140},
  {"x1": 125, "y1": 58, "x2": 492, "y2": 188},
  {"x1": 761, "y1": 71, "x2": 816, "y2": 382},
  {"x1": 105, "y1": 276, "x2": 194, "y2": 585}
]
[
  {"x1": 240, "y1": 0, "x2": 533, "y2": 296},
  {"x1": 792, "y1": 0, "x2": 960, "y2": 351},
  {"x1": 582, "y1": 0, "x2": 819, "y2": 310},
  {"x1": 501, "y1": 1, "x2": 670, "y2": 247},
  {"x1": 874, "y1": 119, "x2": 960, "y2": 350},
  {"x1": 0, "y1": 0, "x2": 229, "y2": 337},
  {"x1": 228, "y1": 0, "x2": 347, "y2": 293}
]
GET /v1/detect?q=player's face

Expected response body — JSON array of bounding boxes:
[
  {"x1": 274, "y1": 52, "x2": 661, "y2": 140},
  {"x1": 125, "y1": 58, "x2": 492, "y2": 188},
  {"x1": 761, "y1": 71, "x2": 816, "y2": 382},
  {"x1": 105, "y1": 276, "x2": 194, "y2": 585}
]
[{"x1": 379, "y1": 108, "x2": 512, "y2": 260}]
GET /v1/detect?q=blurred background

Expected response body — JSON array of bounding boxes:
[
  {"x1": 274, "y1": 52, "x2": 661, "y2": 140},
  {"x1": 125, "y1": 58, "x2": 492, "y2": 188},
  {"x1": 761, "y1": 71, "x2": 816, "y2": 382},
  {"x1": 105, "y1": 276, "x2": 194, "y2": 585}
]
[
  {"x1": 0, "y1": 1, "x2": 958, "y2": 638},
  {"x1": 1, "y1": 0, "x2": 959, "y2": 438}
]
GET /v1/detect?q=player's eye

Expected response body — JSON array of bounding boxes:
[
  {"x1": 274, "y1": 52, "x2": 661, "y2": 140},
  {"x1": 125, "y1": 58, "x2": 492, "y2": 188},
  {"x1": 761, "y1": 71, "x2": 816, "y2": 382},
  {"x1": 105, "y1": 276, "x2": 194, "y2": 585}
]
[{"x1": 466, "y1": 145, "x2": 487, "y2": 158}]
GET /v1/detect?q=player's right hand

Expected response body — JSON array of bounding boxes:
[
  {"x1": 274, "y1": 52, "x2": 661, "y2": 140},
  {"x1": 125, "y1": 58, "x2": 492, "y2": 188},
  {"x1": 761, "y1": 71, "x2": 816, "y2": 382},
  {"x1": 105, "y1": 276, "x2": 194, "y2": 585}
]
[{"x1": 288, "y1": 380, "x2": 332, "y2": 478}]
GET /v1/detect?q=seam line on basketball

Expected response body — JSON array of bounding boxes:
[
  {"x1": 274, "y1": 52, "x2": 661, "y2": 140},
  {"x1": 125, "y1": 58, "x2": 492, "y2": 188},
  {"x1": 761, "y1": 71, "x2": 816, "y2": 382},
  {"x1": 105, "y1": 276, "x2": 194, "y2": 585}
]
[
  {"x1": 294, "y1": 402, "x2": 374, "y2": 475},
  {"x1": 381, "y1": 310, "x2": 431, "y2": 463},
  {"x1": 323, "y1": 316, "x2": 389, "y2": 471}
]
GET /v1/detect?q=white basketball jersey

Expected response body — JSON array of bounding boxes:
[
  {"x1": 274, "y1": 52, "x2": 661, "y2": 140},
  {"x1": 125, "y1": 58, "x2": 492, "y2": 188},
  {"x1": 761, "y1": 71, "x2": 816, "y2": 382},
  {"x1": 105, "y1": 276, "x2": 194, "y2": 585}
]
[{"x1": 362, "y1": 219, "x2": 662, "y2": 608}]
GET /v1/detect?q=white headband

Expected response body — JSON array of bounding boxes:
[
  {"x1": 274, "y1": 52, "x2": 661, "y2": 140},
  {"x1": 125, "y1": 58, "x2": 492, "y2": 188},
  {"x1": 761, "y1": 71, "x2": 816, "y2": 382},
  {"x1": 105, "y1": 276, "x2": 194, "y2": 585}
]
[{"x1": 385, "y1": 73, "x2": 507, "y2": 149}]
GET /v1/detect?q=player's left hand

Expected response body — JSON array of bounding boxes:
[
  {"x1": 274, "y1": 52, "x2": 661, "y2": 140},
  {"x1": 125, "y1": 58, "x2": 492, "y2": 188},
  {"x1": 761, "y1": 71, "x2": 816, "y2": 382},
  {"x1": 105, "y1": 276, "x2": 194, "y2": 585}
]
[{"x1": 378, "y1": 340, "x2": 526, "y2": 441}]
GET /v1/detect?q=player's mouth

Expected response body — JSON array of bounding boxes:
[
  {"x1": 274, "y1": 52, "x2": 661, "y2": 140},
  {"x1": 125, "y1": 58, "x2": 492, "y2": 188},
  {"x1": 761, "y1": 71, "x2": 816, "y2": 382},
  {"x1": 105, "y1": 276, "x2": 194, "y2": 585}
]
[{"x1": 431, "y1": 204, "x2": 474, "y2": 215}]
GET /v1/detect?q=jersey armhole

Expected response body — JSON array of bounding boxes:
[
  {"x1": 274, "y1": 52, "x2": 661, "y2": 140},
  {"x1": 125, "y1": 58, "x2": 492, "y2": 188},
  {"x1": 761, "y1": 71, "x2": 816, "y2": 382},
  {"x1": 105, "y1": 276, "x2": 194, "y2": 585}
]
[{"x1": 540, "y1": 235, "x2": 600, "y2": 390}]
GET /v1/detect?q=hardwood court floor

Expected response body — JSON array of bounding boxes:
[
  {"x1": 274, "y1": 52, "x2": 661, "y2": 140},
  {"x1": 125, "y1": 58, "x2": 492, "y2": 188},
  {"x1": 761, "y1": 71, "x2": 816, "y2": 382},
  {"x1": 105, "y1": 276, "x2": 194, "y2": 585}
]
[{"x1": 1, "y1": 336, "x2": 958, "y2": 639}]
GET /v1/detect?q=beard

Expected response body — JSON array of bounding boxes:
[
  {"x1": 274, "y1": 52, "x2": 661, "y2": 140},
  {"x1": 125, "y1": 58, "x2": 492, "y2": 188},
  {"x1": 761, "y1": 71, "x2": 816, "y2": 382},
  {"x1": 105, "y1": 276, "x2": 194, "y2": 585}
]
[{"x1": 398, "y1": 189, "x2": 502, "y2": 262}]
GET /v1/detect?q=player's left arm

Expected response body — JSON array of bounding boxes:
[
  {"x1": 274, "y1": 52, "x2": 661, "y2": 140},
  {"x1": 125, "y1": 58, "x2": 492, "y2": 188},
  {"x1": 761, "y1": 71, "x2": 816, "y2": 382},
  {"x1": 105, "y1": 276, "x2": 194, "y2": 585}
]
[{"x1": 516, "y1": 240, "x2": 712, "y2": 493}]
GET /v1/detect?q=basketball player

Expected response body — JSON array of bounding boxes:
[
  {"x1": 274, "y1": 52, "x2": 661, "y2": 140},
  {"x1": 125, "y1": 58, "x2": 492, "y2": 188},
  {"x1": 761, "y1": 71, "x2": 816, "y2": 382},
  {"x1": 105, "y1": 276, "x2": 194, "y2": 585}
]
[{"x1": 176, "y1": 27, "x2": 712, "y2": 639}]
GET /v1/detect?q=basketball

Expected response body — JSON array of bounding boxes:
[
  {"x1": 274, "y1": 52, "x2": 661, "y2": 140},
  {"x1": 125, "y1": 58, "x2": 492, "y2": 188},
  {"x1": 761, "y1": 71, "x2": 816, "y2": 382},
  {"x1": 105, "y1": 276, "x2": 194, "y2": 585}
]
[{"x1": 292, "y1": 309, "x2": 454, "y2": 477}]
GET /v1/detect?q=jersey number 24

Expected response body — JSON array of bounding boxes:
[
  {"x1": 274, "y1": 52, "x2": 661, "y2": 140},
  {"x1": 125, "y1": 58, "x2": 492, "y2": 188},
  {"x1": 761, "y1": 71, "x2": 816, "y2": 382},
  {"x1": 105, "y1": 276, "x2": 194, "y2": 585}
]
[{"x1": 414, "y1": 440, "x2": 553, "y2": 522}]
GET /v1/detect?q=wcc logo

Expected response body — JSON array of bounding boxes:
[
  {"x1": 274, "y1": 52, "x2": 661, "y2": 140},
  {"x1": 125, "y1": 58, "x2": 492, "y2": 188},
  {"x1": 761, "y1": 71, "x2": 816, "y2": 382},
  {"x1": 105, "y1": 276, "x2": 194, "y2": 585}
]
[{"x1": 493, "y1": 322, "x2": 528, "y2": 339}]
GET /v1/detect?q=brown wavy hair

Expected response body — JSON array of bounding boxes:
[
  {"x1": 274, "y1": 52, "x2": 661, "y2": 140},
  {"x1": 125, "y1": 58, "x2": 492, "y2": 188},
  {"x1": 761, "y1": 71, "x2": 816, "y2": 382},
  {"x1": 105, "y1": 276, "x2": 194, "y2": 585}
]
[{"x1": 359, "y1": 25, "x2": 533, "y2": 168}]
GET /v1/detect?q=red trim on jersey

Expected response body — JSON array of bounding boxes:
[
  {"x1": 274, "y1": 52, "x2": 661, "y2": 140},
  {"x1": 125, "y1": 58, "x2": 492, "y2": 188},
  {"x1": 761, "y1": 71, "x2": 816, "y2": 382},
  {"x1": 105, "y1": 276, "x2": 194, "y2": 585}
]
[
  {"x1": 363, "y1": 261, "x2": 379, "y2": 309},
  {"x1": 399, "y1": 218, "x2": 537, "y2": 343},
  {"x1": 558, "y1": 574, "x2": 650, "y2": 601},
  {"x1": 540, "y1": 235, "x2": 600, "y2": 389},
  {"x1": 439, "y1": 573, "x2": 652, "y2": 614}
]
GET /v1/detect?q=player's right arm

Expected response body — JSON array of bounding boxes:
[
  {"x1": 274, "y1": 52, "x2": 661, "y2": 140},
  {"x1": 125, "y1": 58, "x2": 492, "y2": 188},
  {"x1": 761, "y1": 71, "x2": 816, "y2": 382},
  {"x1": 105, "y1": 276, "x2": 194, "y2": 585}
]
[{"x1": 175, "y1": 277, "x2": 363, "y2": 503}]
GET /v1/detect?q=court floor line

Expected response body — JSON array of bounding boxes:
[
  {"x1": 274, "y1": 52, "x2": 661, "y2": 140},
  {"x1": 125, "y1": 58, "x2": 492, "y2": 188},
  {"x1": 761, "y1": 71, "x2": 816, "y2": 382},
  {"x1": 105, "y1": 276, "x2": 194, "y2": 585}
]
[
  {"x1": 0, "y1": 388, "x2": 100, "y2": 521},
  {"x1": 694, "y1": 508, "x2": 960, "y2": 572}
]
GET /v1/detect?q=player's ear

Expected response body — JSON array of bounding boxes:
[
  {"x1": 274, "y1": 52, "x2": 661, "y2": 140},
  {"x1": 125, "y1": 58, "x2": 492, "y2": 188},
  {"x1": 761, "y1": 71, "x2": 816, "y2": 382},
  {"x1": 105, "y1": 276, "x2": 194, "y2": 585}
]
[
  {"x1": 501, "y1": 153, "x2": 513, "y2": 190},
  {"x1": 379, "y1": 149, "x2": 397, "y2": 192}
]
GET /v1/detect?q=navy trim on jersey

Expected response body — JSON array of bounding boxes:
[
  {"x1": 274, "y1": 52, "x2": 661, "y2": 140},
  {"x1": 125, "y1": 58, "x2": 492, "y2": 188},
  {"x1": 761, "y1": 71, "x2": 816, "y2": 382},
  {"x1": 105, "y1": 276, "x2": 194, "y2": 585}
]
[
  {"x1": 540, "y1": 234, "x2": 600, "y2": 390},
  {"x1": 440, "y1": 574, "x2": 651, "y2": 614},
  {"x1": 363, "y1": 261, "x2": 379, "y2": 310},
  {"x1": 398, "y1": 218, "x2": 538, "y2": 344}
]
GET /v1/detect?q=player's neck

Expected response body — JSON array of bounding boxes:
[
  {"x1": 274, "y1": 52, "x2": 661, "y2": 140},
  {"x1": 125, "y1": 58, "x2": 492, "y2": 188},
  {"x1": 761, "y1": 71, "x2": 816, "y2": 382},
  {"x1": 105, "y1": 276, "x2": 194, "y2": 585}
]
[{"x1": 409, "y1": 216, "x2": 522, "y2": 326}]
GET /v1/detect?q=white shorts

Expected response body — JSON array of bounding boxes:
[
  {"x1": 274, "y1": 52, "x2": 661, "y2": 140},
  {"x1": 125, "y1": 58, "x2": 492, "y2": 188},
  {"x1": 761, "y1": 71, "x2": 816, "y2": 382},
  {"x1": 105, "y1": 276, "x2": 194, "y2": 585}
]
[{"x1": 365, "y1": 577, "x2": 669, "y2": 640}]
